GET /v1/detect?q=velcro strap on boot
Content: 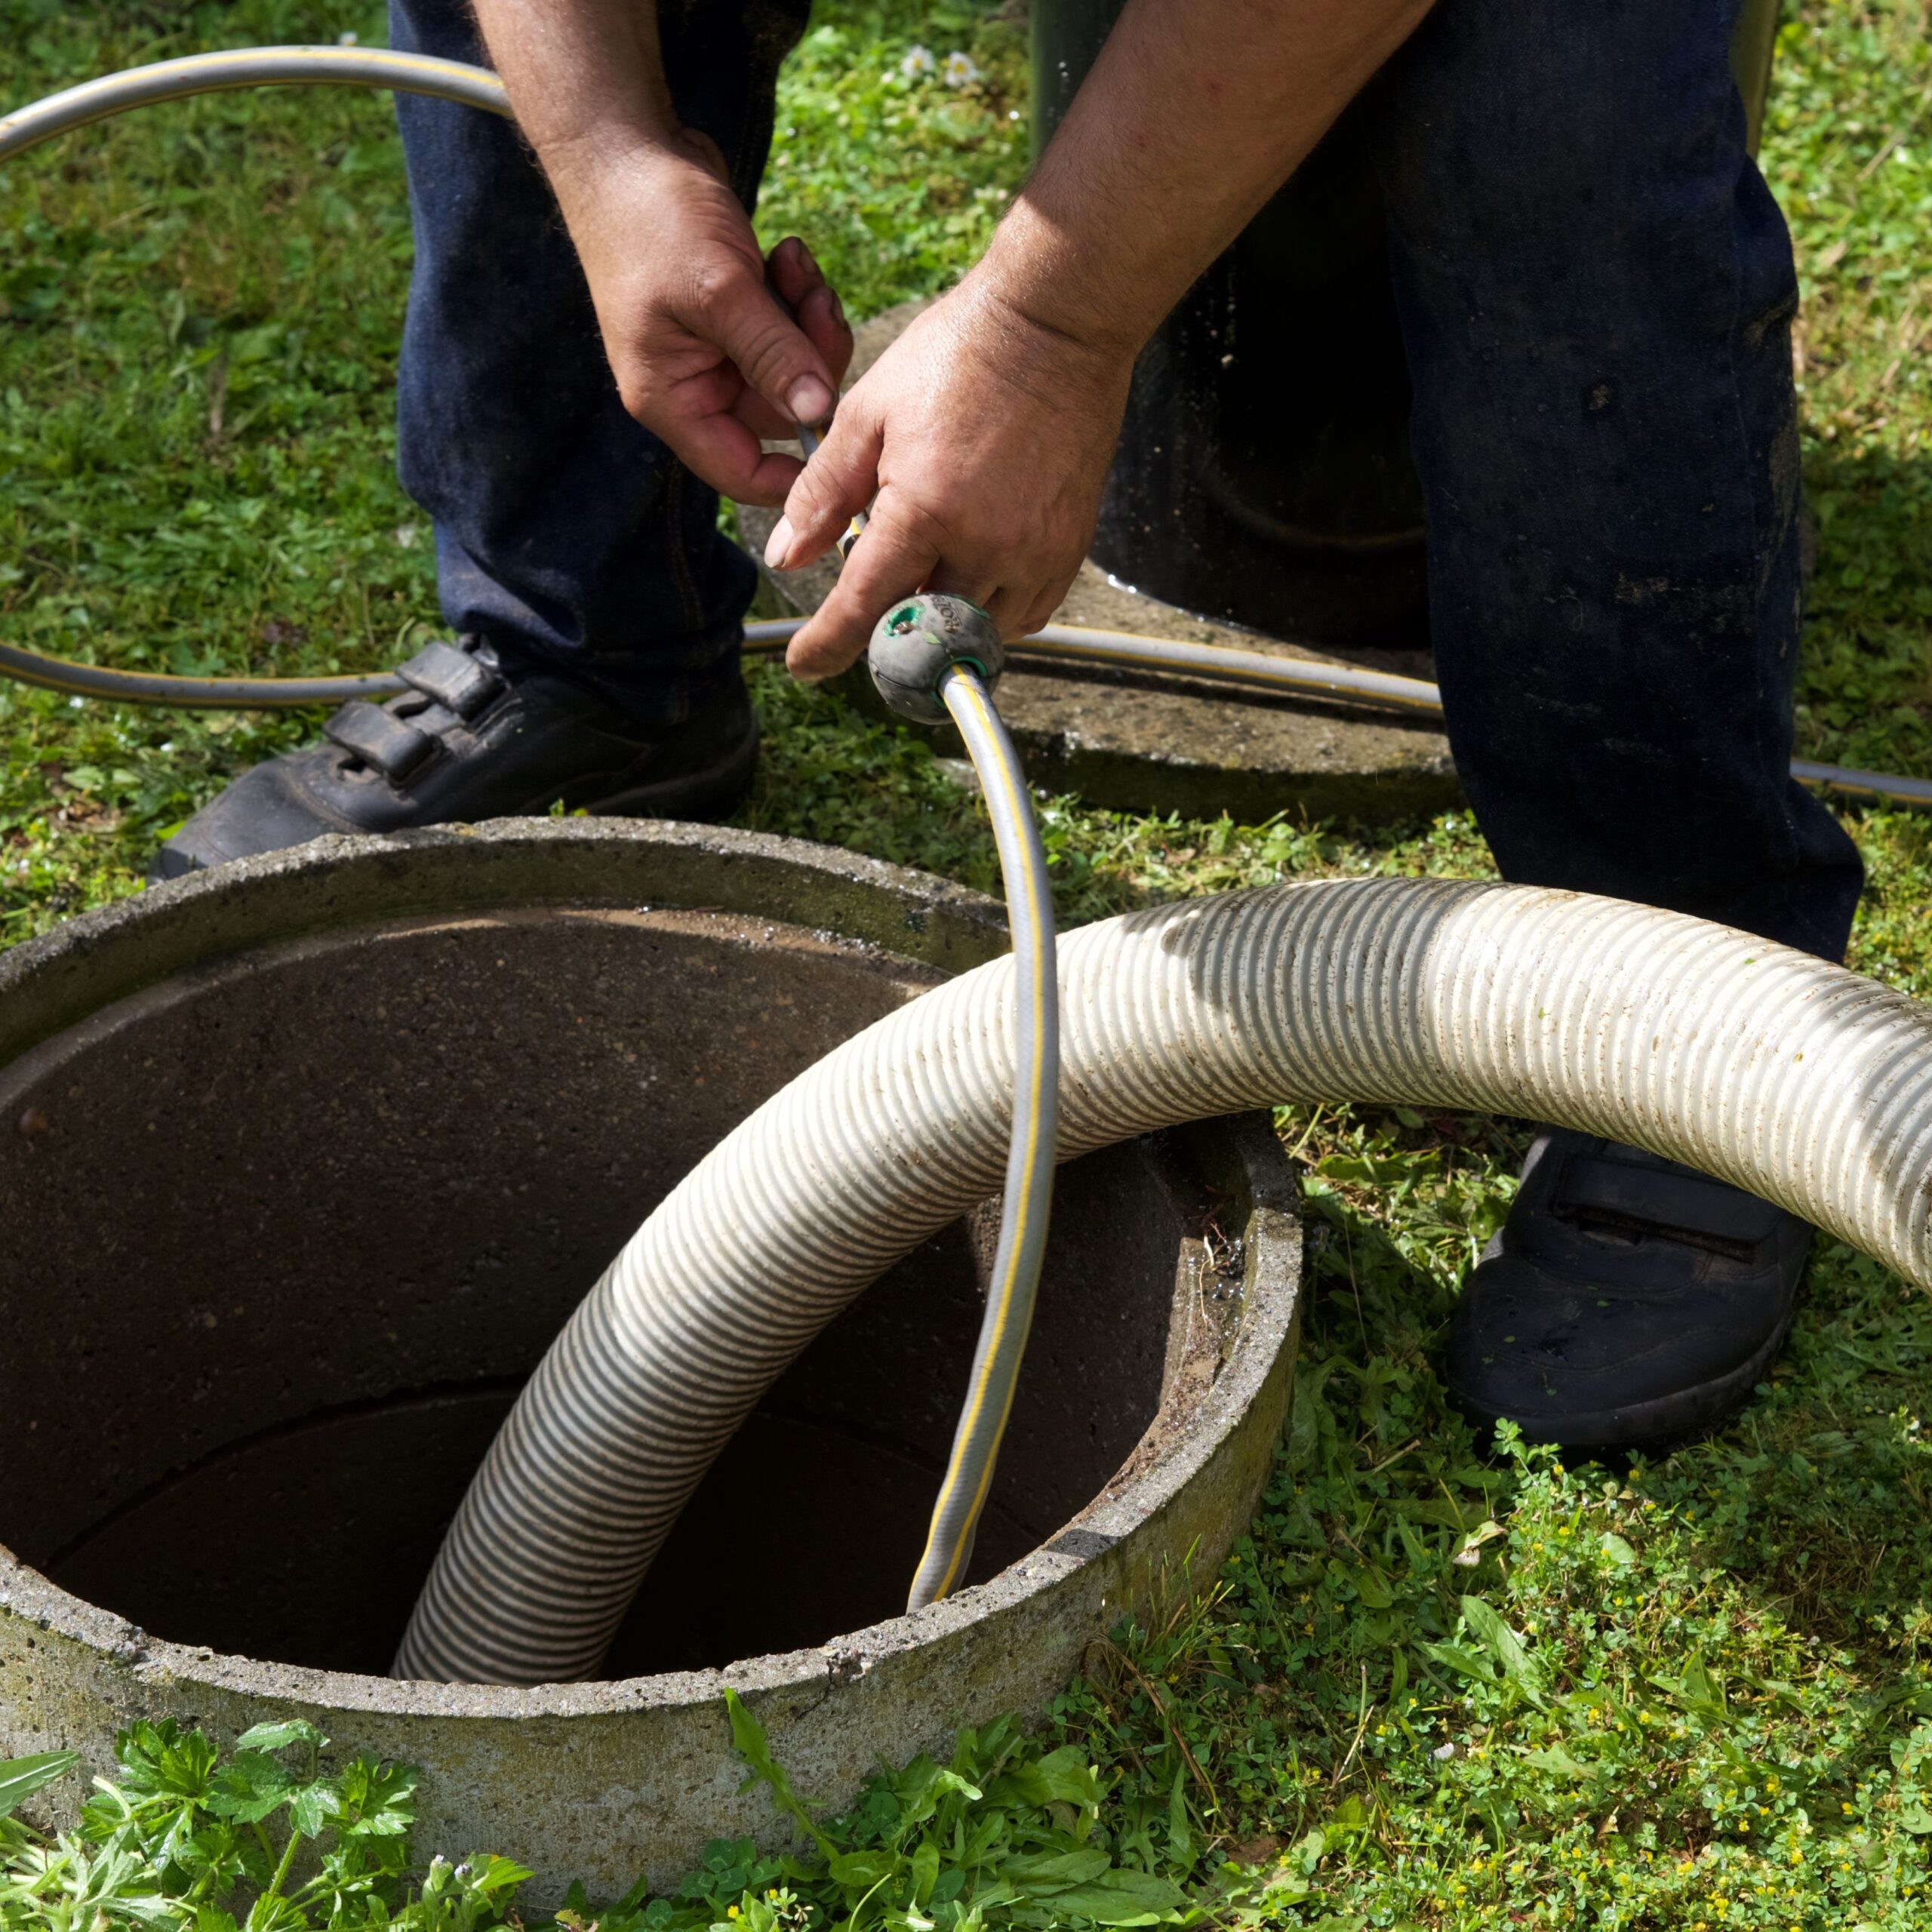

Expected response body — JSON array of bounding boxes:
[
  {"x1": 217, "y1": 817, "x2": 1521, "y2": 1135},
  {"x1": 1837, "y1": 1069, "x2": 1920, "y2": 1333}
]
[
  {"x1": 397, "y1": 639, "x2": 503, "y2": 720},
  {"x1": 1555, "y1": 1154, "x2": 1783, "y2": 1254},
  {"x1": 324, "y1": 700, "x2": 434, "y2": 782}
]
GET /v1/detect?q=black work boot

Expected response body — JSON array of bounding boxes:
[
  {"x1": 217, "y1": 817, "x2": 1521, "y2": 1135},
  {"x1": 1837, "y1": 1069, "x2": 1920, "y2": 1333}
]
[
  {"x1": 150, "y1": 637, "x2": 758, "y2": 881},
  {"x1": 1445, "y1": 1128, "x2": 1810, "y2": 1456}
]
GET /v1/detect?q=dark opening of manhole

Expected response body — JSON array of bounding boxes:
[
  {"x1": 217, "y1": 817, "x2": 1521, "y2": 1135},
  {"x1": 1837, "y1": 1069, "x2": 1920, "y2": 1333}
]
[{"x1": 2, "y1": 901, "x2": 1220, "y2": 1679}]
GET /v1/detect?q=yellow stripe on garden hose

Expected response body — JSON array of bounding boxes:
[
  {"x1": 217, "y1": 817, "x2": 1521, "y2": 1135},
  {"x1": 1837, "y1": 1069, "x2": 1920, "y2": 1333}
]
[{"x1": 915, "y1": 668, "x2": 1058, "y2": 1603}]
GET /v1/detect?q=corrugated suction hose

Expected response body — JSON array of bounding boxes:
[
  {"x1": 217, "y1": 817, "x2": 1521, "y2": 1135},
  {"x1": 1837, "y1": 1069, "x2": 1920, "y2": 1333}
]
[{"x1": 395, "y1": 877, "x2": 1932, "y2": 1683}]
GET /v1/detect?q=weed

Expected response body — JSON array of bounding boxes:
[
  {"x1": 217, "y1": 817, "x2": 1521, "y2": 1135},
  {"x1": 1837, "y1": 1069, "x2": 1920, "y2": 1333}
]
[
  {"x1": 0, "y1": 1718, "x2": 521, "y2": 1932},
  {"x1": 1, "y1": 1703, "x2": 1192, "y2": 1932}
]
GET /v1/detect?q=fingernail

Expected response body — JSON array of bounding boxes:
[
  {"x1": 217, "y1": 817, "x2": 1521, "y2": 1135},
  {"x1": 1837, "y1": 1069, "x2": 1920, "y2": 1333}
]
[
  {"x1": 763, "y1": 515, "x2": 795, "y2": 569},
  {"x1": 787, "y1": 375, "x2": 833, "y2": 424},
  {"x1": 796, "y1": 241, "x2": 820, "y2": 280},
  {"x1": 829, "y1": 290, "x2": 847, "y2": 331}
]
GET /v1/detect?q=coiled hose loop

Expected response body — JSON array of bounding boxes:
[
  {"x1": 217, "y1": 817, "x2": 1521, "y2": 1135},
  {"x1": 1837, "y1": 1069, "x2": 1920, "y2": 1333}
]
[
  {"x1": 0, "y1": 48, "x2": 512, "y2": 707},
  {"x1": 396, "y1": 877, "x2": 1932, "y2": 1683}
]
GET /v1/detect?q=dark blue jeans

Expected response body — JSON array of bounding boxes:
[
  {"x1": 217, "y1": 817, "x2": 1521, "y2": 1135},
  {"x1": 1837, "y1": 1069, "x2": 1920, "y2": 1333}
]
[
  {"x1": 389, "y1": 0, "x2": 1863, "y2": 961},
  {"x1": 387, "y1": 0, "x2": 811, "y2": 730}
]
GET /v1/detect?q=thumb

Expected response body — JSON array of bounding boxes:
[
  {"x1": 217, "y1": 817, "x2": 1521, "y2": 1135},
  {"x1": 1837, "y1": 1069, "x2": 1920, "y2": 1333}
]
[
  {"x1": 769, "y1": 402, "x2": 884, "y2": 570},
  {"x1": 695, "y1": 265, "x2": 837, "y2": 427}
]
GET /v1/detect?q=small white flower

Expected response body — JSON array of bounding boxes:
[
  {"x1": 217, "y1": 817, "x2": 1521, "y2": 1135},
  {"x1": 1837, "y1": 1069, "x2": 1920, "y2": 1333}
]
[
  {"x1": 68, "y1": 695, "x2": 84, "y2": 709},
  {"x1": 1433, "y1": 1741, "x2": 1455, "y2": 1760},
  {"x1": 900, "y1": 45, "x2": 937, "y2": 78},
  {"x1": 394, "y1": 524, "x2": 420, "y2": 548},
  {"x1": 337, "y1": 31, "x2": 358, "y2": 45},
  {"x1": 942, "y1": 50, "x2": 981, "y2": 88}
]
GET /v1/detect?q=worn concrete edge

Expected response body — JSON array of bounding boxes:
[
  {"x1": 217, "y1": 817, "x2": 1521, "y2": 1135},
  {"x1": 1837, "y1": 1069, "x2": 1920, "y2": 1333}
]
[
  {"x1": 2, "y1": 1140, "x2": 1300, "y2": 1898},
  {"x1": 0, "y1": 819, "x2": 1012, "y2": 1067}
]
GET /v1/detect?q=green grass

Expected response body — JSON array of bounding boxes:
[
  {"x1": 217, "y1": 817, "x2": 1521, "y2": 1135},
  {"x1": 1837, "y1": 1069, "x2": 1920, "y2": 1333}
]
[
  {"x1": 5, "y1": 1, "x2": 1932, "y2": 1927},
  {"x1": 1770, "y1": 4, "x2": 1932, "y2": 780},
  {"x1": 753, "y1": 3, "x2": 1029, "y2": 319}
]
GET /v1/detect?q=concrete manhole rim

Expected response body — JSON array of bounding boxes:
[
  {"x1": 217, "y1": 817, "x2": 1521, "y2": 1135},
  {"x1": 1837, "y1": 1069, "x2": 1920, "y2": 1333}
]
[{"x1": 2, "y1": 817, "x2": 1300, "y2": 1721}]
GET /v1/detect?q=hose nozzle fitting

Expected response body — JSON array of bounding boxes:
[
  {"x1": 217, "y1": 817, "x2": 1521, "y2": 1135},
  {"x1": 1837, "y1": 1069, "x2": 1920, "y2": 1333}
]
[{"x1": 867, "y1": 593, "x2": 1004, "y2": 724}]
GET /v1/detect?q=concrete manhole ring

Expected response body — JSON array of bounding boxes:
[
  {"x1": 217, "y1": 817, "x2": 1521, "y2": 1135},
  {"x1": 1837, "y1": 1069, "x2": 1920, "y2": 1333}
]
[{"x1": 0, "y1": 819, "x2": 1302, "y2": 1896}]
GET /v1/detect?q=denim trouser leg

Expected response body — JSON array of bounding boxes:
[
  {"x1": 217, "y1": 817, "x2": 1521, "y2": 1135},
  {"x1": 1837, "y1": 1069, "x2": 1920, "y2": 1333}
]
[
  {"x1": 386, "y1": 0, "x2": 810, "y2": 727},
  {"x1": 1371, "y1": 0, "x2": 1863, "y2": 961}
]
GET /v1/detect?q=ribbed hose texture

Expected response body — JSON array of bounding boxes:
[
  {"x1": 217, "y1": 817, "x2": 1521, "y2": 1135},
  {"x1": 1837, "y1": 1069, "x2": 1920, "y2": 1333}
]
[{"x1": 394, "y1": 878, "x2": 1932, "y2": 1684}]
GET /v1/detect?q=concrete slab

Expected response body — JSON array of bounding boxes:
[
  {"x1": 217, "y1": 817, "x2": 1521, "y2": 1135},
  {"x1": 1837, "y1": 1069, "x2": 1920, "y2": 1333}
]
[{"x1": 742, "y1": 299, "x2": 1463, "y2": 826}]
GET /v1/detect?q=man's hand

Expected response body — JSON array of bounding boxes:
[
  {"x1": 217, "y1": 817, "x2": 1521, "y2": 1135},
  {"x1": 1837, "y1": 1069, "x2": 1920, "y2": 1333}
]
[
  {"x1": 768, "y1": 279, "x2": 1132, "y2": 679},
  {"x1": 466, "y1": 0, "x2": 851, "y2": 506},
  {"x1": 761, "y1": 0, "x2": 1430, "y2": 676},
  {"x1": 547, "y1": 132, "x2": 853, "y2": 506}
]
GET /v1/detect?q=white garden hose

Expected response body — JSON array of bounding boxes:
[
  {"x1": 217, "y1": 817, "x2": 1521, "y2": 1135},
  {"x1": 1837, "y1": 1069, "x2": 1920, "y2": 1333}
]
[
  {"x1": 913, "y1": 658, "x2": 1060, "y2": 1610},
  {"x1": 0, "y1": 48, "x2": 511, "y2": 708},
  {"x1": 395, "y1": 876, "x2": 1932, "y2": 1682}
]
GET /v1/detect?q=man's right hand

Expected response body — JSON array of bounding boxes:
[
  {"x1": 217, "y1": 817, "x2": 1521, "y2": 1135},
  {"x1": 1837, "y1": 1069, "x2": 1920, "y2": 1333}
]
[
  {"x1": 770, "y1": 276, "x2": 1133, "y2": 681},
  {"x1": 544, "y1": 128, "x2": 854, "y2": 506}
]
